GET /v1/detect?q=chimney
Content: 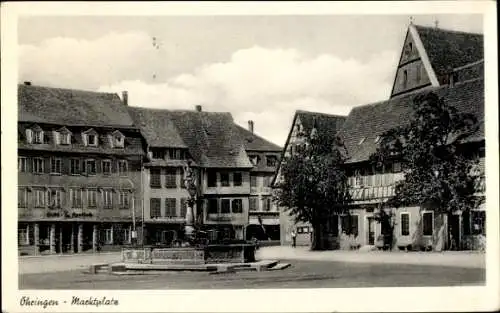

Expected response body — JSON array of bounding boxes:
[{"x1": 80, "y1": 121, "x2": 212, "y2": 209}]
[
  {"x1": 24, "y1": 81, "x2": 31, "y2": 86},
  {"x1": 122, "y1": 91, "x2": 128, "y2": 106},
  {"x1": 195, "y1": 105, "x2": 202, "y2": 112},
  {"x1": 248, "y1": 120, "x2": 254, "y2": 134}
]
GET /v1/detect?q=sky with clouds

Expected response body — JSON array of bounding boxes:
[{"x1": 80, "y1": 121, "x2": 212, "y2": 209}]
[{"x1": 18, "y1": 15, "x2": 483, "y2": 147}]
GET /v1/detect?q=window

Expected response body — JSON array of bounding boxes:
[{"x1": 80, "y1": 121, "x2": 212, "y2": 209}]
[
  {"x1": 220, "y1": 199, "x2": 230, "y2": 213},
  {"x1": 341, "y1": 215, "x2": 359, "y2": 236},
  {"x1": 33, "y1": 189, "x2": 46, "y2": 208},
  {"x1": 119, "y1": 191, "x2": 130, "y2": 209},
  {"x1": 400, "y1": 213, "x2": 410, "y2": 236},
  {"x1": 103, "y1": 189, "x2": 113, "y2": 209},
  {"x1": 70, "y1": 159, "x2": 81, "y2": 175},
  {"x1": 150, "y1": 169, "x2": 161, "y2": 188},
  {"x1": 48, "y1": 189, "x2": 63, "y2": 208},
  {"x1": 87, "y1": 134, "x2": 98, "y2": 146},
  {"x1": 18, "y1": 157, "x2": 28, "y2": 172},
  {"x1": 60, "y1": 132, "x2": 71, "y2": 145},
  {"x1": 471, "y1": 211, "x2": 485, "y2": 235},
  {"x1": 150, "y1": 198, "x2": 161, "y2": 218},
  {"x1": 249, "y1": 155, "x2": 260, "y2": 166},
  {"x1": 266, "y1": 155, "x2": 278, "y2": 167},
  {"x1": 165, "y1": 198, "x2": 177, "y2": 217},
  {"x1": 168, "y1": 149, "x2": 182, "y2": 160},
  {"x1": 114, "y1": 133, "x2": 125, "y2": 148},
  {"x1": 70, "y1": 188, "x2": 83, "y2": 208},
  {"x1": 33, "y1": 158, "x2": 44, "y2": 174},
  {"x1": 233, "y1": 172, "x2": 242, "y2": 186},
  {"x1": 151, "y1": 149, "x2": 164, "y2": 159},
  {"x1": 249, "y1": 197, "x2": 258, "y2": 211},
  {"x1": 422, "y1": 212, "x2": 433, "y2": 236},
  {"x1": 416, "y1": 63, "x2": 422, "y2": 82},
  {"x1": 220, "y1": 172, "x2": 230, "y2": 187},
  {"x1": 207, "y1": 170, "x2": 217, "y2": 187},
  {"x1": 102, "y1": 160, "x2": 112, "y2": 175},
  {"x1": 180, "y1": 198, "x2": 187, "y2": 218},
  {"x1": 104, "y1": 229, "x2": 113, "y2": 244},
  {"x1": 18, "y1": 188, "x2": 28, "y2": 208},
  {"x1": 33, "y1": 130, "x2": 44, "y2": 144},
  {"x1": 118, "y1": 160, "x2": 128, "y2": 176},
  {"x1": 87, "y1": 189, "x2": 98, "y2": 207},
  {"x1": 262, "y1": 197, "x2": 272, "y2": 211},
  {"x1": 402, "y1": 70, "x2": 408, "y2": 88},
  {"x1": 232, "y1": 199, "x2": 243, "y2": 213},
  {"x1": 263, "y1": 176, "x2": 271, "y2": 188},
  {"x1": 207, "y1": 199, "x2": 218, "y2": 214},
  {"x1": 250, "y1": 175, "x2": 258, "y2": 187},
  {"x1": 86, "y1": 159, "x2": 97, "y2": 175},
  {"x1": 50, "y1": 157, "x2": 62, "y2": 174},
  {"x1": 165, "y1": 168, "x2": 177, "y2": 188}
]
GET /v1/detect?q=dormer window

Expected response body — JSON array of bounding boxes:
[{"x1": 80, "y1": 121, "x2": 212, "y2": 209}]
[
  {"x1": 56, "y1": 127, "x2": 72, "y2": 145},
  {"x1": 82, "y1": 129, "x2": 98, "y2": 147},
  {"x1": 26, "y1": 125, "x2": 44, "y2": 144},
  {"x1": 110, "y1": 130, "x2": 125, "y2": 148},
  {"x1": 249, "y1": 155, "x2": 261, "y2": 166}
]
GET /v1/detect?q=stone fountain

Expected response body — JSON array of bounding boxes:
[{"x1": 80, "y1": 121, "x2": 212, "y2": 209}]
[{"x1": 120, "y1": 160, "x2": 257, "y2": 267}]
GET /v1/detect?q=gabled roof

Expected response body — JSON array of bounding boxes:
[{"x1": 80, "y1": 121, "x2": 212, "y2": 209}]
[
  {"x1": 127, "y1": 107, "x2": 187, "y2": 148},
  {"x1": 296, "y1": 110, "x2": 346, "y2": 135},
  {"x1": 339, "y1": 78, "x2": 484, "y2": 164},
  {"x1": 233, "y1": 124, "x2": 282, "y2": 152},
  {"x1": 414, "y1": 25, "x2": 483, "y2": 81},
  {"x1": 167, "y1": 111, "x2": 253, "y2": 168},
  {"x1": 18, "y1": 84, "x2": 135, "y2": 128},
  {"x1": 272, "y1": 110, "x2": 347, "y2": 185}
]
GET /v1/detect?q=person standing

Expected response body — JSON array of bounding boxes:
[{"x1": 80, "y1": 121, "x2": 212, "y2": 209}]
[{"x1": 291, "y1": 229, "x2": 297, "y2": 248}]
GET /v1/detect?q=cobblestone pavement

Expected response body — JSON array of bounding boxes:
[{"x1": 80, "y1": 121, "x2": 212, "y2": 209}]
[
  {"x1": 18, "y1": 245, "x2": 485, "y2": 275},
  {"x1": 256, "y1": 246, "x2": 486, "y2": 268}
]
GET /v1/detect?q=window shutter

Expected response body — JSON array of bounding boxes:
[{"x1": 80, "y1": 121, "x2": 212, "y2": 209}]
[
  {"x1": 108, "y1": 135, "x2": 114, "y2": 148},
  {"x1": 96, "y1": 158, "x2": 102, "y2": 174},
  {"x1": 61, "y1": 158, "x2": 69, "y2": 175},
  {"x1": 44, "y1": 157, "x2": 50, "y2": 173},
  {"x1": 26, "y1": 129, "x2": 33, "y2": 144},
  {"x1": 82, "y1": 133, "x2": 87, "y2": 146},
  {"x1": 53, "y1": 131, "x2": 60, "y2": 145},
  {"x1": 81, "y1": 158, "x2": 87, "y2": 175}
]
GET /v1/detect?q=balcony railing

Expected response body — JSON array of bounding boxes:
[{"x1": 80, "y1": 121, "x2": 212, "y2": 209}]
[{"x1": 349, "y1": 185, "x2": 395, "y2": 201}]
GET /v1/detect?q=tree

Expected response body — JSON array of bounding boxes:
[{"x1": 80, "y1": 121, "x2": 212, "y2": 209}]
[
  {"x1": 370, "y1": 91, "x2": 481, "y2": 249},
  {"x1": 274, "y1": 127, "x2": 352, "y2": 250}
]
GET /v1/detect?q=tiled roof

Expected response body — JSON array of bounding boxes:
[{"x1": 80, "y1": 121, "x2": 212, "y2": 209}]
[
  {"x1": 339, "y1": 78, "x2": 484, "y2": 164},
  {"x1": 129, "y1": 107, "x2": 253, "y2": 169},
  {"x1": 233, "y1": 124, "x2": 282, "y2": 152},
  {"x1": 18, "y1": 84, "x2": 135, "y2": 127},
  {"x1": 127, "y1": 107, "x2": 187, "y2": 148},
  {"x1": 296, "y1": 110, "x2": 346, "y2": 135},
  {"x1": 415, "y1": 25, "x2": 483, "y2": 81}
]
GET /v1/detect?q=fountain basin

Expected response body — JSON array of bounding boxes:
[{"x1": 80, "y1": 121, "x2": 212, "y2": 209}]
[{"x1": 121, "y1": 244, "x2": 256, "y2": 265}]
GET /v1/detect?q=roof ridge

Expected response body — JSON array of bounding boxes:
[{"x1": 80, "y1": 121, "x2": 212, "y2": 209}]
[
  {"x1": 295, "y1": 109, "x2": 347, "y2": 118},
  {"x1": 413, "y1": 24, "x2": 483, "y2": 36},
  {"x1": 128, "y1": 106, "x2": 231, "y2": 115},
  {"x1": 18, "y1": 84, "x2": 119, "y2": 96}
]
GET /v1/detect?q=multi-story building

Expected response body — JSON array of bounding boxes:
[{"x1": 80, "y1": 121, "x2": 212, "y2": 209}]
[
  {"x1": 18, "y1": 83, "x2": 145, "y2": 255},
  {"x1": 127, "y1": 107, "x2": 192, "y2": 245},
  {"x1": 128, "y1": 105, "x2": 256, "y2": 243},
  {"x1": 234, "y1": 121, "x2": 282, "y2": 241},
  {"x1": 275, "y1": 111, "x2": 346, "y2": 246},
  {"x1": 275, "y1": 24, "x2": 485, "y2": 251}
]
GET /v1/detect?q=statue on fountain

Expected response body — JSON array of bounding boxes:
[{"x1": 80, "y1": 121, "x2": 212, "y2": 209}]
[{"x1": 183, "y1": 160, "x2": 198, "y2": 245}]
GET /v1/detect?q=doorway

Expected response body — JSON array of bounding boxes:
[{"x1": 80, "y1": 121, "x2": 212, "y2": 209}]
[
  {"x1": 367, "y1": 217, "x2": 375, "y2": 245},
  {"x1": 448, "y1": 214, "x2": 460, "y2": 250}
]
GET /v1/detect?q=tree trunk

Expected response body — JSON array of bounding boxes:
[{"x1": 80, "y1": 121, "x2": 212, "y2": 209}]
[{"x1": 311, "y1": 222, "x2": 325, "y2": 250}]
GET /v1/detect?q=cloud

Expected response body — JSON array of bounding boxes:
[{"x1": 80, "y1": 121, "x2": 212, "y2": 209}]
[{"x1": 19, "y1": 32, "x2": 398, "y2": 146}]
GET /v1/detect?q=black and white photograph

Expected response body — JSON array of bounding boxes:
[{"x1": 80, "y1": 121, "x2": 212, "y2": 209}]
[{"x1": 1, "y1": 1, "x2": 498, "y2": 312}]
